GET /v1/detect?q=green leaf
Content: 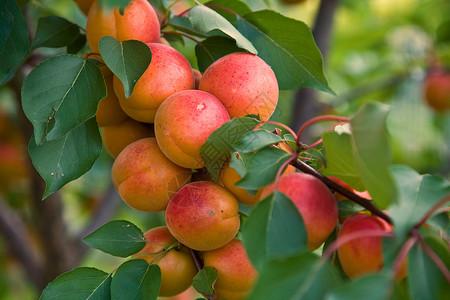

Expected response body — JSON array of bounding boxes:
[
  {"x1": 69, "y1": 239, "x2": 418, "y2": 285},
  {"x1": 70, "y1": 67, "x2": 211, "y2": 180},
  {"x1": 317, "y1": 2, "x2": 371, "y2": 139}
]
[
  {"x1": 67, "y1": 34, "x2": 87, "y2": 54},
  {"x1": 168, "y1": 16, "x2": 209, "y2": 38},
  {"x1": 29, "y1": 118, "x2": 102, "y2": 199},
  {"x1": 0, "y1": 5, "x2": 13, "y2": 52},
  {"x1": 325, "y1": 272, "x2": 393, "y2": 300},
  {"x1": 195, "y1": 36, "x2": 244, "y2": 73},
  {"x1": 83, "y1": 220, "x2": 146, "y2": 257},
  {"x1": 236, "y1": 10, "x2": 331, "y2": 93},
  {"x1": 31, "y1": 16, "x2": 81, "y2": 50},
  {"x1": 337, "y1": 200, "x2": 364, "y2": 220},
  {"x1": 111, "y1": 260, "x2": 161, "y2": 300},
  {"x1": 247, "y1": 253, "x2": 338, "y2": 300},
  {"x1": 242, "y1": 191, "x2": 307, "y2": 269},
  {"x1": 99, "y1": 36, "x2": 151, "y2": 98},
  {"x1": 22, "y1": 55, "x2": 106, "y2": 145},
  {"x1": 407, "y1": 236, "x2": 450, "y2": 300},
  {"x1": 350, "y1": 102, "x2": 395, "y2": 209},
  {"x1": 206, "y1": 0, "x2": 251, "y2": 23},
  {"x1": 321, "y1": 131, "x2": 364, "y2": 191},
  {"x1": 235, "y1": 147, "x2": 291, "y2": 190},
  {"x1": 40, "y1": 267, "x2": 111, "y2": 300},
  {"x1": 234, "y1": 130, "x2": 282, "y2": 153},
  {"x1": 193, "y1": 266, "x2": 218, "y2": 297},
  {"x1": 200, "y1": 116, "x2": 260, "y2": 181},
  {"x1": 99, "y1": 0, "x2": 130, "y2": 11},
  {"x1": 389, "y1": 165, "x2": 450, "y2": 238},
  {"x1": 0, "y1": 0, "x2": 29, "y2": 85},
  {"x1": 188, "y1": 4, "x2": 257, "y2": 54}
]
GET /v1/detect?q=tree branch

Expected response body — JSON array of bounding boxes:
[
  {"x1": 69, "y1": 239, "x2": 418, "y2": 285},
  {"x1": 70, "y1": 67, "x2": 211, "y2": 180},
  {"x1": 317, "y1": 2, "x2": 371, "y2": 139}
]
[
  {"x1": 291, "y1": 158, "x2": 392, "y2": 224},
  {"x1": 0, "y1": 197, "x2": 44, "y2": 289}
]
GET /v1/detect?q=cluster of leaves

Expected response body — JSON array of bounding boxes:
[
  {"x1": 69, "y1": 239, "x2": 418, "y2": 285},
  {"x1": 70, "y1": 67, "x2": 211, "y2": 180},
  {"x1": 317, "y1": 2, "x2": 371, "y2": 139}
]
[{"x1": 2, "y1": 0, "x2": 449, "y2": 299}]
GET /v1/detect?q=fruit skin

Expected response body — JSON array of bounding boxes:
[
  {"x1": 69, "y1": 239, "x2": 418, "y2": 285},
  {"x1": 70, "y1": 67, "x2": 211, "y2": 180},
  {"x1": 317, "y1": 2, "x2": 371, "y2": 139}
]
[
  {"x1": 136, "y1": 226, "x2": 197, "y2": 297},
  {"x1": 202, "y1": 239, "x2": 258, "y2": 300},
  {"x1": 96, "y1": 66, "x2": 128, "y2": 127},
  {"x1": 86, "y1": 0, "x2": 160, "y2": 53},
  {"x1": 154, "y1": 90, "x2": 230, "y2": 169},
  {"x1": 199, "y1": 52, "x2": 279, "y2": 121},
  {"x1": 423, "y1": 68, "x2": 450, "y2": 112},
  {"x1": 260, "y1": 173, "x2": 338, "y2": 250},
  {"x1": 337, "y1": 214, "x2": 400, "y2": 279},
  {"x1": 102, "y1": 117, "x2": 154, "y2": 158},
  {"x1": 112, "y1": 137, "x2": 191, "y2": 212},
  {"x1": 113, "y1": 43, "x2": 194, "y2": 123},
  {"x1": 165, "y1": 181, "x2": 240, "y2": 251}
]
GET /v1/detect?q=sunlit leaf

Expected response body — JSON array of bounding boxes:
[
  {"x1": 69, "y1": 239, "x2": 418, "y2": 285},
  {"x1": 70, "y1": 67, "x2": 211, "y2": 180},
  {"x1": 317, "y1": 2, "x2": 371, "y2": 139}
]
[
  {"x1": 99, "y1": 36, "x2": 151, "y2": 98},
  {"x1": 83, "y1": 220, "x2": 146, "y2": 257},
  {"x1": 29, "y1": 118, "x2": 102, "y2": 199},
  {"x1": 22, "y1": 55, "x2": 106, "y2": 145},
  {"x1": 234, "y1": 130, "x2": 282, "y2": 153},
  {"x1": 40, "y1": 267, "x2": 111, "y2": 300}
]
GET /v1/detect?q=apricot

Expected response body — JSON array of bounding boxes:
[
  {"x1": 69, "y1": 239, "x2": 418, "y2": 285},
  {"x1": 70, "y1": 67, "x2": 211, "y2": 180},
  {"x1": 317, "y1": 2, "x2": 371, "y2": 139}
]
[
  {"x1": 112, "y1": 138, "x2": 191, "y2": 212},
  {"x1": 202, "y1": 239, "x2": 258, "y2": 300},
  {"x1": 199, "y1": 52, "x2": 279, "y2": 121},
  {"x1": 337, "y1": 214, "x2": 407, "y2": 280},
  {"x1": 260, "y1": 173, "x2": 338, "y2": 250},
  {"x1": 102, "y1": 117, "x2": 154, "y2": 158},
  {"x1": 423, "y1": 68, "x2": 450, "y2": 112},
  {"x1": 192, "y1": 69, "x2": 202, "y2": 90},
  {"x1": 136, "y1": 226, "x2": 197, "y2": 297},
  {"x1": 165, "y1": 181, "x2": 240, "y2": 251},
  {"x1": 113, "y1": 43, "x2": 194, "y2": 123},
  {"x1": 86, "y1": 0, "x2": 160, "y2": 53},
  {"x1": 96, "y1": 65, "x2": 128, "y2": 127},
  {"x1": 154, "y1": 90, "x2": 230, "y2": 169}
]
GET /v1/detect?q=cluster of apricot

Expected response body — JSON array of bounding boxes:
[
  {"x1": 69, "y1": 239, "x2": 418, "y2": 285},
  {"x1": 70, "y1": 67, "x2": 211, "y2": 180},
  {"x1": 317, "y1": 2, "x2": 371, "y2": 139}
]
[{"x1": 78, "y1": 0, "x2": 407, "y2": 298}]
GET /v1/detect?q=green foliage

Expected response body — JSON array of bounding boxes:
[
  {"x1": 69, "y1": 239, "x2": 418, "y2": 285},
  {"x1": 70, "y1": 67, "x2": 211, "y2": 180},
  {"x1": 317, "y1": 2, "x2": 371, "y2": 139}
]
[
  {"x1": 200, "y1": 116, "x2": 260, "y2": 181},
  {"x1": 235, "y1": 146, "x2": 292, "y2": 190},
  {"x1": 40, "y1": 267, "x2": 112, "y2": 300},
  {"x1": 83, "y1": 220, "x2": 147, "y2": 258},
  {"x1": 28, "y1": 118, "x2": 102, "y2": 199},
  {"x1": 192, "y1": 267, "x2": 218, "y2": 297},
  {"x1": 188, "y1": 4, "x2": 257, "y2": 54},
  {"x1": 21, "y1": 55, "x2": 106, "y2": 145},
  {"x1": 99, "y1": 37, "x2": 152, "y2": 98},
  {"x1": 236, "y1": 10, "x2": 332, "y2": 93},
  {"x1": 0, "y1": 0, "x2": 29, "y2": 85},
  {"x1": 242, "y1": 191, "x2": 307, "y2": 270},
  {"x1": 234, "y1": 130, "x2": 283, "y2": 153},
  {"x1": 247, "y1": 253, "x2": 338, "y2": 300},
  {"x1": 195, "y1": 36, "x2": 244, "y2": 73},
  {"x1": 111, "y1": 260, "x2": 160, "y2": 300},
  {"x1": 31, "y1": 16, "x2": 81, "y2": 50}
]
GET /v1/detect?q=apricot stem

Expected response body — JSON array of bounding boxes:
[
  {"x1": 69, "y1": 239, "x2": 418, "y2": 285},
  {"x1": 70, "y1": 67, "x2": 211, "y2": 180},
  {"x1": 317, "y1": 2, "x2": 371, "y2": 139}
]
[
  {"x1": 291, "y1": 158, "x2": 392, "y2": 224},
  {"x1": 391, "y1": 233, "x2": 417, "y2": 278},
  {"x1": 295, "y1": 115, "x2": 350, "y2": 147},
  {"x1": 415, "y1": 194, "x2": 450, "y2": 228}
]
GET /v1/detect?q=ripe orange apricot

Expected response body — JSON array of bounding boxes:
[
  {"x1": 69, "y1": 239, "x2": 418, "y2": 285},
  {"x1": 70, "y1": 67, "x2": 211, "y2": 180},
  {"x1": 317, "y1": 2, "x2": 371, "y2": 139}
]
[
  {"x1": 96, "y1": 65, "x2": 127, "y2": 127},
  {"x1": 199, "y1": 52, "x2": 279, "y2": 121},
  {"x1": 202, "y1": 239, "x2": 258, "y2": 300},
  {"x1": 260, "y1": 173, "x2": 338, "y2": 250},
  {"x1": 102, "y1": 117, "x2": 154, "y2": 158},
  {"x1": 154, "y1": 90, "x2": 230, "y2": 169},
  {"x1": 165, "y1": 181, "x2": 240, "y2": 251},
  {"x1": 86, "y1": 0, "x2": 160, "y2": 53},
  {"x1": 113, "y1": 43, "x2": 194, "y2": 123},
  {"x1": 337, "y1": 214, "x2": 407, "y2": 280},
  {"x1": 136, "y1": 226, "x2": 197, "y2": 297},
  {"x1": 112, "y1": 138, "x2": 191, "y2": 212},
  {"x1": 423, "y1": 68, "x2": 450, "y2": 112}
]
